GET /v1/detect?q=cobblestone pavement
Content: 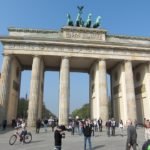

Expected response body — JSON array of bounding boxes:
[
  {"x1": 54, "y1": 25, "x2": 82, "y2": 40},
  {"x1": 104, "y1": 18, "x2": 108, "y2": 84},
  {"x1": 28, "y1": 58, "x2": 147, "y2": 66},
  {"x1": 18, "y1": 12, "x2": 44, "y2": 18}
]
[{"x1": 0, "y1": 127, "x2": 145, "y2": 150}]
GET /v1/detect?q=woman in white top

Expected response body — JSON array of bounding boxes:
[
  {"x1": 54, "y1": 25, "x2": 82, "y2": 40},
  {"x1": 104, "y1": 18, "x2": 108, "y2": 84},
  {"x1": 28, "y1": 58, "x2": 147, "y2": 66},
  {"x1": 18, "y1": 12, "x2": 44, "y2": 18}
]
[{"x1": 119, "y1": 120, "x2": 124, "y2": 137}]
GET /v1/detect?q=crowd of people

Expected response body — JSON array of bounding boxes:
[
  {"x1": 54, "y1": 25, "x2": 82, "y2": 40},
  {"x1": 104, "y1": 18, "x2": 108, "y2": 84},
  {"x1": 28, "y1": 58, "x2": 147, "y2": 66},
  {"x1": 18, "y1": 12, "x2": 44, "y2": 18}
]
[
  {"x1": 1, "y1": 117, "x2": 150, "y2": 149},
  {"x1": 53, "y1": 117, "x2": 150, "y2": 150}
]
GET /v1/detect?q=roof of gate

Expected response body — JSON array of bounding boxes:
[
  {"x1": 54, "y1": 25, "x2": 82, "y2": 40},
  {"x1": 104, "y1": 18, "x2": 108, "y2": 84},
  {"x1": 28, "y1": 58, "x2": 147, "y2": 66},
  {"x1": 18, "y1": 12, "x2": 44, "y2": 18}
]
[
  {"x1": 0, "y1": 26, "x2": 150, "y2": 72},
  {"x1": 6, "y1": 26, "x2": 150, "y2": 47}
]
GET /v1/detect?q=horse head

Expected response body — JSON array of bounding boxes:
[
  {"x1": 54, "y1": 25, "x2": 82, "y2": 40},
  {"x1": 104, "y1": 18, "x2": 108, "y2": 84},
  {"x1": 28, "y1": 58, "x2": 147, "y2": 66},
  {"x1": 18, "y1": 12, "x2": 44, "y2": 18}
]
[{"x1": 96, "y1": 16, "x2": 101, "y2": 23}]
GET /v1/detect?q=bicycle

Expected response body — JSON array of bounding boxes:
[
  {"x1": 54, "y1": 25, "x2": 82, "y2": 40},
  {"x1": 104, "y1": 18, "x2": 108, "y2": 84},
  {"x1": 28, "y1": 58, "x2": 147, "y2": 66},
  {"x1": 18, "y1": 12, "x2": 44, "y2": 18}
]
[{"x1": 9, "y1": 128, "x2": 32, "y2": 145}]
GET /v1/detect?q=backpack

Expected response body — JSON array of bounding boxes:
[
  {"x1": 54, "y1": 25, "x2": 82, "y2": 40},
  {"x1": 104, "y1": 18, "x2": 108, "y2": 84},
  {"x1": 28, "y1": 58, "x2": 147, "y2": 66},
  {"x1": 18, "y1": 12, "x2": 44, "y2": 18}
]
[{"x1": 142, "y1": 140, "x2": 150, "y2": 150}]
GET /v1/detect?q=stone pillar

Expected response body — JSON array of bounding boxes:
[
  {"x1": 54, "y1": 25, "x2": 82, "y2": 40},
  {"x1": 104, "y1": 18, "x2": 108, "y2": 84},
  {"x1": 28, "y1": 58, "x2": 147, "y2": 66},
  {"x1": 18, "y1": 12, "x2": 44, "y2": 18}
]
[
  {"x1": 99, "y1": 60, "x2": 109, "y2": 121},
  {"x1": 111, "y1": 63, "x2": 128, "y2": 123},
  {"x1": 37, "y1": 59, "x2": 44, "y2": 119},
  {"x1": 7, "y1": 57, "x2": 22, "y2": 124},
  {"x1": 58, "y1": 57, "x2": 70, "y2": 125},
  {"x1": 89, "y1": 64, "x2": 96, "y2": 119},
  {"x1": 89, "y1": 63, "x2": 97, "y2": 119},
  {"x1": 89, "y1": 75, "x2": 93, "y2": 119},
  {"x1": 124, "y1": 60, "x2": 137, "y2": 121},
  {"x1": 27, "y1": 56, "x2": 41, "y2": 127},
  {"x1": 145, "y1": 63, "x2": 150, "y2": 119},
  {"x1": 0, "y1": 54, "x2": 12, "y2": 123}
]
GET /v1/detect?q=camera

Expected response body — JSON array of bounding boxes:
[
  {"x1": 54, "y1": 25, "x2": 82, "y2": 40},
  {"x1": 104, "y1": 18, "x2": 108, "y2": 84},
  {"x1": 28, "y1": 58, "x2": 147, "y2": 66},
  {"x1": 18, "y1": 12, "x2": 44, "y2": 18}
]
[{"x1": 61, "y1": 132, "x2": 65, "y2": 138}]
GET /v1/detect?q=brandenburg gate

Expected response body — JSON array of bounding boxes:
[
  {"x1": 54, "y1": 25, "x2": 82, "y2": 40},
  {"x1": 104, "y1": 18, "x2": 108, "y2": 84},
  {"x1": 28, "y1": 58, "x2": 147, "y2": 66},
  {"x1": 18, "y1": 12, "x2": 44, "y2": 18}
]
[{"x1": 0, "y1": 26, "x2": 150, "y2": 126}]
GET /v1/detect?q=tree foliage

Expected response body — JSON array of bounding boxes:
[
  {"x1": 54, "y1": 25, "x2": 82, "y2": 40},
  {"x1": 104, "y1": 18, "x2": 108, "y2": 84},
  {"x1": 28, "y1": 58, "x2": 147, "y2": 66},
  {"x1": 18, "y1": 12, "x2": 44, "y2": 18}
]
[
  {"x1": 72, "y1": 103, "x2": 90, "y2": 119},
  {"x1": 17, "y1": 98, "x2": 28, "y2": 118},
  {"x1": 17, "y1": 98, "x2": 56, "y2": 119},
  {"x1": 42, "y1": 103, "x2": 56, "y2": 119}
]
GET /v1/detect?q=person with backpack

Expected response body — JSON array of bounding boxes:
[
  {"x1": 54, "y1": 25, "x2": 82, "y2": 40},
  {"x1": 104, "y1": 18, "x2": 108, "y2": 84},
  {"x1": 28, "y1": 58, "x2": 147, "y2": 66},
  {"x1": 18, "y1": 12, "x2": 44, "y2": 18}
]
[{"x1": 142, "y1": 139, "x2": 150, "y2": 150}]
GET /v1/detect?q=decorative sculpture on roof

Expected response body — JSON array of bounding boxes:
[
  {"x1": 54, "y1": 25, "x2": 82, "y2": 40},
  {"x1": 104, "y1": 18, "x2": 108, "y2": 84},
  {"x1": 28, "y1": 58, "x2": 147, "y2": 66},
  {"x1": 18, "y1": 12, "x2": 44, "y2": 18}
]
[
  {"x1": 77, "y1": 6, "x2": 84, "y2": 14},
  {"x1": 76, "y1": 6, "x2": 84, "y2": 27},
  {"x1": 93, "y1": 16, "x2": 101, "y2": 28},
  {"x1": 67, "y1": 13, "x2": 74, "y2": 26},
  {"x1": 85, "y1": 13, "x2": 92, "y2": 28},
  {"x1": 67, "y1": 6, "x2": 101, "y2": 29}
]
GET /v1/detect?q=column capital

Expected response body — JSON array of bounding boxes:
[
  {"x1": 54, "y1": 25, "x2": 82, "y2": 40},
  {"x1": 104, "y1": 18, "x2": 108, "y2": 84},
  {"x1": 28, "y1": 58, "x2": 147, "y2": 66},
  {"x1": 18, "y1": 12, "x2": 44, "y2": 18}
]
[
  {"x1": 124, "y1": 59, "x2": 132, "y2": 63},
  {"x1": 61, "y1": 56, "x2": 70, "y2": 60},
  {"x1": 2, "y1": 53, "x2": 13, "y2": 57},
  {"x1": 32, "y1": 55, "x2": 41, "y2": 58},
  {"x1": 99, "y1": 59, "x2": 106, "y2": 61}
]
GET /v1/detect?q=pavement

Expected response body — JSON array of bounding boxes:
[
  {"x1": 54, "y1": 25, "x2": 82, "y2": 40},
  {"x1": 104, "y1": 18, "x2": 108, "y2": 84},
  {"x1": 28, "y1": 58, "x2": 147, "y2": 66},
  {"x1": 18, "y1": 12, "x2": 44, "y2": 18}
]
[{"x1": 0, "y1": 126, "x2": 145, "y2": 150}]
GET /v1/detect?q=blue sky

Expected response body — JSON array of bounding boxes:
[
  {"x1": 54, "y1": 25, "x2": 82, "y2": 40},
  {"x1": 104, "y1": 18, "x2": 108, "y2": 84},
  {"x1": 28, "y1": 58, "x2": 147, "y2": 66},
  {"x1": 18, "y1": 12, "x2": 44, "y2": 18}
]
[{"x1": 0, "y1": 0, "x2": 150, "y2": 116}]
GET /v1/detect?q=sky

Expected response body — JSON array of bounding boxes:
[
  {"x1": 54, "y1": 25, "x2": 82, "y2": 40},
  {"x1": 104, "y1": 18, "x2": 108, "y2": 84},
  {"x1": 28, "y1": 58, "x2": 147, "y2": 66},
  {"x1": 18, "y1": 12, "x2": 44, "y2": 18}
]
[{"x1": 0, "y1": 0, "x2": 150, "y2": 116}]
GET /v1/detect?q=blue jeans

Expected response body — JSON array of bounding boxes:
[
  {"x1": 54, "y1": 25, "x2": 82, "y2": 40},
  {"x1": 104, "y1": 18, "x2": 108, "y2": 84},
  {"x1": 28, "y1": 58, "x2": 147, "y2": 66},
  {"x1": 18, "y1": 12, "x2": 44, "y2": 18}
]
[{"x1": 84, "y1": 136, "x2": 92, "y2": 150}]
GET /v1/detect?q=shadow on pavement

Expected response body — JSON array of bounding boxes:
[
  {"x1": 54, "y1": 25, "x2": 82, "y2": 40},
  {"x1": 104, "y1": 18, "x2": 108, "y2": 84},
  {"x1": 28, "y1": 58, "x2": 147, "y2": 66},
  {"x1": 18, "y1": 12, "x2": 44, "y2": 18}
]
[
  {"x1": 0, "y1": 127, "x2": 14, "y2": 134},
  {"x1": 92, "y1": 145, "x2": 105, "y2": 149},
  {"x1": 31, "y1": 140, "x2": 45, "y2": 143}
]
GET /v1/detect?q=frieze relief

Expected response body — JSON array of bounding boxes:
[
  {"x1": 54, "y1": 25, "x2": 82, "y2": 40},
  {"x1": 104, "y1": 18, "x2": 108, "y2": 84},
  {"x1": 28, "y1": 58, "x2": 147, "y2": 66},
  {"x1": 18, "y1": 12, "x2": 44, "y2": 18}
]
[
  {"x1": 3, "y1": 43, "x2": 150, "y2": 59},
  {"x1": 64, "y1": 31, "x2": 105, "y2": 41},
  {"x1": 4, "y1": 43, "x2": 55, "y2": 51},
  {"x1": 4, "y1": 43, "x2": 97, "y2": 54}
]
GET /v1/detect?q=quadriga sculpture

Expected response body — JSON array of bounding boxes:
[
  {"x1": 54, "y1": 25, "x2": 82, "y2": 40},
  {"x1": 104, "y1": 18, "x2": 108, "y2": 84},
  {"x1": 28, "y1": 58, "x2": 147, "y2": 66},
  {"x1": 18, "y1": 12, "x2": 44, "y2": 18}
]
[
  {"x1": 67, "y1": 13, "x2": 74, "y2": 26},
  {"x1": 93, "y1": 16, "x2": 101, "y2": 28},
  {"x1": 85, "y1": 13, "x2": 92, "y2": 28}
]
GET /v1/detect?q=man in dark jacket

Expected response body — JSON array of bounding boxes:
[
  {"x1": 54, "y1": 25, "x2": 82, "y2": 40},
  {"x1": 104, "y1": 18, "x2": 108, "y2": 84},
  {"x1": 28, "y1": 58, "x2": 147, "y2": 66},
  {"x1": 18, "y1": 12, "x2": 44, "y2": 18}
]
[
  {"x1": 106, "y1": 119, "x2": 111, "y2": 136},
  {"x1": 36, "y1": 119, "x2": 41, "y2": 133},
  {"x1": 82, "y1": 119, "x2": 92, "y2": 150},
  {"x1": 126, "y1": 119, "x2": 137, "y2": 150},
  {"x1": 54, "y1": 125, "x2": 66, "y2": 150}
]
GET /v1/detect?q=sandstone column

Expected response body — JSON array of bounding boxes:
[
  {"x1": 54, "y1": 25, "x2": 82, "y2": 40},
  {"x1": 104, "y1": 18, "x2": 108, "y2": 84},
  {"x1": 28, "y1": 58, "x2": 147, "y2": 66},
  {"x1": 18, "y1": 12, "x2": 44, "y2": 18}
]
[
  {"x1": 0, "y1": 54, "x2": 12, "y2": 123},
  {"x1": 146, "y1": 62, "x2": 150, "y2": 119},
  {"x1": 124, "y1": 60, "x2": 137, "y2": 121},
  {"x1": 27, "y1": 56, "x2": 41, "y2": 127},
  {"x1": 99, "y1": 60, "x2": 109, "y2": 121},
  {"x1": 59, "y1": 57, "x2": 70, "y2": 125},
  {"x1": 89, "y1": 62, "x2": 100, "y2": 120},
  {"x1": 89, "y1": 66, "x2": 95, "y2": 120},
  {"x1": 37, "y1": 59, "x2": 44, "y2": 119},
  {"x1": 7, "y1": 57, "x2": 22, "y2": 124}
]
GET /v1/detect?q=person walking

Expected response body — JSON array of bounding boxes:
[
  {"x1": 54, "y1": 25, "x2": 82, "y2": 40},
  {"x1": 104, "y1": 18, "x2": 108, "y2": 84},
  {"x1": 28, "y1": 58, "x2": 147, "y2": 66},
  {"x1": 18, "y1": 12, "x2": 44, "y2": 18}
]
[
  {"x1": 126, "y1": 119, "x2": 137, "y2": 150},
  {"x1": 119, "y1": 120, "x2": 124, "y2": 137},
  {"x1": 106, "y1": 119, "x2": 111, "y2": 137},
  {"x1": 82, "y1": 119, "x2": 92, "y2": 150},
  {"x1": 36, "y1": 119, "x2": 41, "y2": 133},
  {"x1": 44, "y1": 118, "x2": 48, "y2": 132},
  {"x1": 98, "y1": 118, "x2": 103, "y2": 132},
  {"x1": 111, "y1": 118, "x2": 116, "y2": 136},
  {"x1": 71, "y1": 120, "x2": 75, "y2": 135}
]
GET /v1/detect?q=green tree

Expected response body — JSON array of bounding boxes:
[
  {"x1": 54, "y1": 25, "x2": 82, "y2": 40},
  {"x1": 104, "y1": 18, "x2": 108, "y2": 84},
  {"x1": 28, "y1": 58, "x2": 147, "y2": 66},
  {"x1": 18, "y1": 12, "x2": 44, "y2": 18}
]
[
  {"x1": 72, "y1": 103, "x2": 90, "y2": 119},
  {"x1": 17, "y1": 98, "x2": 56, "y2": 119},
  {"x1": 17, "y1": 98, "x2": 28, "y2": 119},
  {"x1": 42, "y1": 103, "x2": 56, "y2": 119}
]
